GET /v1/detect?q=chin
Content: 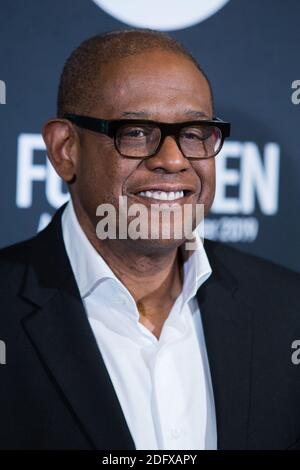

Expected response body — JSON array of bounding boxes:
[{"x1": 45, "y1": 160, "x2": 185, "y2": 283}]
[{"x1": 124, "y1": 235, "x2": 186, "y2": 255}]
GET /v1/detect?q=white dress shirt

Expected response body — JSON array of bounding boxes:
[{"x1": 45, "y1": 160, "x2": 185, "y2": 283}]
[{"x1": 62, "y1": 199, "x2": 217, "y2": 450}]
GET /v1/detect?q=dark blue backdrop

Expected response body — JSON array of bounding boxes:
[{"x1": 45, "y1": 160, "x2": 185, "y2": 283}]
[{"x1": 0, "y1": 0, "x2": 299, "y2": 272}]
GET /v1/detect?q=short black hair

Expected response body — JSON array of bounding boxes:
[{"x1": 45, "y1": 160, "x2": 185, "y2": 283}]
[{"x1": 57, "y1": 28, "x2": 214, "y2": 118}]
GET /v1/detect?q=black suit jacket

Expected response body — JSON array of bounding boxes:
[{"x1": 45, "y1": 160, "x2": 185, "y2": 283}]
[{"x1": 1, "y1": 203, "x2": 300, "y2": 450}]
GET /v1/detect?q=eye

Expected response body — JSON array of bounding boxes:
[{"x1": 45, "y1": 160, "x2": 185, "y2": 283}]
[
  {"x1": 120, "y1": 126, "x2": 151, "y2": 138},
  {"x1": 181, "y1": 126, "x2": 213, "y2": 141},
  {"x1": 125, "y1": 129, "x2": 145, "y2": 137},
  {"x1": 182, "y1": 131, "x2": 201, "y2": 140}
]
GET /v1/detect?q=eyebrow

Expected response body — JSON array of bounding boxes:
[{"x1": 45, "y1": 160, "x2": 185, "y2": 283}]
[
  {"x1": 120, "y1": 109, "x2": 210, "y2": 119},
  {"x1": 121, "y1": 111, "x2": 149, "y2": 118},
  {"x1": 183, "y1": 109, "x2": 210, "y2": 119}
]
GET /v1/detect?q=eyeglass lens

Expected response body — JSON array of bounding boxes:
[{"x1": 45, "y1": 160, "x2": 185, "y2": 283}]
[{"x1": 115, "y1": 123, "x2": 222, "y2": 158}]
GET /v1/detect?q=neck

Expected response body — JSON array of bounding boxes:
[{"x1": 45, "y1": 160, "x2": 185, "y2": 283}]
[{"x1": 73, "y1": 200, "x2": 184, "y2": 337}]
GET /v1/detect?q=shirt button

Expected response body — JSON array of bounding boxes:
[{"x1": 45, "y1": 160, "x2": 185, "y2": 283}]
[{"x1": 171, "y1": 428, "x2": 181, "y2": 439}]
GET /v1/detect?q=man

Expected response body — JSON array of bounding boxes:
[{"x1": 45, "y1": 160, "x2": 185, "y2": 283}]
[{"x1": 0, "y1": 29, "x2": 300, "y2": 450}]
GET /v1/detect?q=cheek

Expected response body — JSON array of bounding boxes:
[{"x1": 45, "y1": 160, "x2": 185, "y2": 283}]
[
  {"x1": 194, "y1": 159, "x2": 216, "y2": 206},
  {"x1": 76, "y1": 140, "x2": 136, "y2": 208}
]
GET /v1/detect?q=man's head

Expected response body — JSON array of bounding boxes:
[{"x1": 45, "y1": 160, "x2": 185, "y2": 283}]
[
  {"x1": 56, "y1": 29, "x2": 214, "y2": 118},
  {"x1": 43, "y1": 29, "x2": 220, "y2": 253}
]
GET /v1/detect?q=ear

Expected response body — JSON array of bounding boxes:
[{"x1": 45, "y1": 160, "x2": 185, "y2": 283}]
[{"x1": 42, "y1": 118, "x2": 80, "y2": 183}]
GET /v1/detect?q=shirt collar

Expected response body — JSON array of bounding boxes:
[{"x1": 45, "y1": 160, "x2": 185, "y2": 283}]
[
  {"x1": 62, "y1": 199, "x2": 119, "y2": 298},
  {"x1": 181, "y1": 230, "x2": 212, "y2": 305},
  {"x1": 62, "y1": 199, "x2": 212, "y2": 302}
]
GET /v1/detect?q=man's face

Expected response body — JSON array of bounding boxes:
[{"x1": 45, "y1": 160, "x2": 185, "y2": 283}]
[{"x1": 72, "y1": 49, "x2": 215, "y2": 251}]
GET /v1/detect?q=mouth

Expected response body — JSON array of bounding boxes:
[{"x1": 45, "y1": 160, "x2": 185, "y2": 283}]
[{"x1": 129, "y1": 188, "x2": 194, "y2": 203}]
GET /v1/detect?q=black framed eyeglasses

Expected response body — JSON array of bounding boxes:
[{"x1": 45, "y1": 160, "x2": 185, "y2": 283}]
[{"x1": 63, "y1": 113, "x2": 230, "y2": 159}]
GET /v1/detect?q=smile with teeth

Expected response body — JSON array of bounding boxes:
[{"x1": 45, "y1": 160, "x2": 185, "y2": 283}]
[{"x1": 136, "y1": 190, "x2": 185, "y2": 201}]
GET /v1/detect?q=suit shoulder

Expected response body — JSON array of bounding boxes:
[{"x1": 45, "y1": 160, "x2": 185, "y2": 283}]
[
  {"x1": 0, "y1": 236, "x2": 37, "y2": 264},
  {"x1": 0, "y1": 236, "x2": 39, "y2": 289},
  {"x1": 204, "y1": 238, "x2": 300, "y2": 288}
]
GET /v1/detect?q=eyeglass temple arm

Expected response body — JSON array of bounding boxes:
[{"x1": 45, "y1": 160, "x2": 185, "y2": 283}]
[{"x1": 63, "y1": 113, "x2": 109, "y2": 134}]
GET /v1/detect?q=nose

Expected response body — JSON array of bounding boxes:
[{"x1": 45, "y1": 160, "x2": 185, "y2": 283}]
[{"x1": 144, "y1": 135, "x2": 190, "y2": 173}]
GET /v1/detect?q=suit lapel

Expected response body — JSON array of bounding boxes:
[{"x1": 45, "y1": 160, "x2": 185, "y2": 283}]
[
  {"x1": 197, "y1": 240, "x2": 254, "y2": 450},
  {"x1": 20, "y1": 204, "x2": 136, "y2": 450}
]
